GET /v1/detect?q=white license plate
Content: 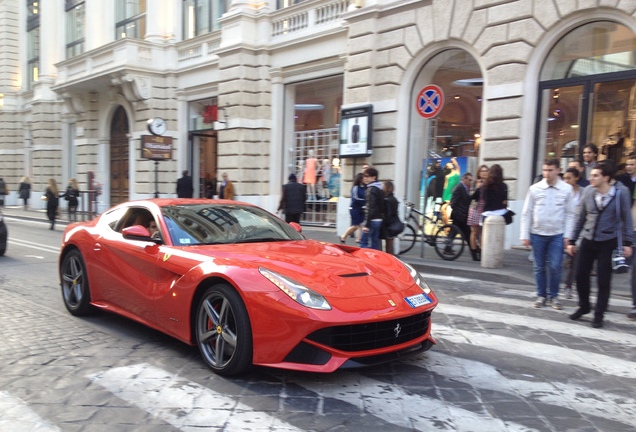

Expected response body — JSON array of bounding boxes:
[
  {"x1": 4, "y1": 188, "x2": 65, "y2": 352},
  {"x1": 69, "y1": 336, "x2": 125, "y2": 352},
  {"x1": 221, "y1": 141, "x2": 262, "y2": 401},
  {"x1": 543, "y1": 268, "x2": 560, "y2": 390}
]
[{"x1": 404, "y1": 293, "x2": 432, "y2": 308}]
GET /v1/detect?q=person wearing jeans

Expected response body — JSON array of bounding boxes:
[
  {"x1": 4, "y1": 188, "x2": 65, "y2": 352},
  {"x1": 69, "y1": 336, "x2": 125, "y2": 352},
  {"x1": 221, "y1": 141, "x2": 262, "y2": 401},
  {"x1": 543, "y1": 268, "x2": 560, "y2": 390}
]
[
  {"x1": 360, "y1": 167, "x2": 384, "y2": 251},
  {"x1": 568, "y1": 161, "x2": 633, "y2": 328},
  {"x1": 530, "y1": 233, "x2": 566, "y2": 302},
  {"x1": 520, "y1": 159, "x2": 575, "y2": 310}
]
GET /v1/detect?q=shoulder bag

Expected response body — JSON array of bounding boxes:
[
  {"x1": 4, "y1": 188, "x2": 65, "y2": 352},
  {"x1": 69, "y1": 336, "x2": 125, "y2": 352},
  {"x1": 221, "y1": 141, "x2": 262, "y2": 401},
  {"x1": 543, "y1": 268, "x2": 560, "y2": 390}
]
[{"x1": 612, "y1": 189, "x2": 629, "y2": 274}]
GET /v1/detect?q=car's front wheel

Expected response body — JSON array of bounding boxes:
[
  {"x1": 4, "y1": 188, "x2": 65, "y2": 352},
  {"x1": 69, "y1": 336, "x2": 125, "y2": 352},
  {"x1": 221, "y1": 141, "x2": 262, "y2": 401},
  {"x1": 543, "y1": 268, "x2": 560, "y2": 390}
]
[
  {"x1": 195, "y1": 284, "x2": 253, "y2": 376},
  {"x1": 60, "y1": 249, "x2": 94, "y2": 316},
  {"x1": 0, "y1": 221, "x2": 7, "y2": 256}
]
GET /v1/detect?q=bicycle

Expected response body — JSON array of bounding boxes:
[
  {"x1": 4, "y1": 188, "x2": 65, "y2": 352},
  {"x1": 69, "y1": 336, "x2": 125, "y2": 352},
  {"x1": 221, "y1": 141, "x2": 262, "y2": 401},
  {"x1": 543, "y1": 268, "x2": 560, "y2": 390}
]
[{"x1": 397, "y1": 201, "x2": 465, "y2": 260}]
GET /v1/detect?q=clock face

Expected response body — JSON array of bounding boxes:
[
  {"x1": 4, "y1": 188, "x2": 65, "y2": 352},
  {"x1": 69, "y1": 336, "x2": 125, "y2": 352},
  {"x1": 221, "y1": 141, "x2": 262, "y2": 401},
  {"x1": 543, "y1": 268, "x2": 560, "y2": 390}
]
[{"x1": 147, "y1": 117, "x2": 167, "y2": 136}]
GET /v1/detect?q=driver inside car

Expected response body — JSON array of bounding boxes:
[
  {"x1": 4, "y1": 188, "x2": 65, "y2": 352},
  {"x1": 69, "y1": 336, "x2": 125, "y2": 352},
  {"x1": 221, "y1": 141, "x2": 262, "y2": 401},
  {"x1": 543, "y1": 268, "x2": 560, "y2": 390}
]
[{"x1": 147, "y1": 219, "x2": 162, "y2": 240}]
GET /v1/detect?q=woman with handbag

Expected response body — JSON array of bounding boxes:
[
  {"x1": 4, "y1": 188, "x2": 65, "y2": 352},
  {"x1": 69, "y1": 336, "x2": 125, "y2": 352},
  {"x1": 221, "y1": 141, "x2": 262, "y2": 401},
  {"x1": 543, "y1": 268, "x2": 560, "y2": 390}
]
[
  {"x1": 64, "y1": 178, "x2": 80, "y2": 222},
  {"x1": 44, "y1": 179, "x2": 60, "y2": 230},
  {"x1": 382, "y1": 180, "x2": 402, "y2": 255},
  {"x1": 18, "y1": 176, "x2": 31, "y2": 209},
  {"x1": 340, "y1": 173, "x2": 366, "y2": 244},
  {"x1": 467, "y1": 165, "x2": 489, "y2": 258},
  {"x1": 567, "y1": 161, "x2": 633, "y2": 328}
]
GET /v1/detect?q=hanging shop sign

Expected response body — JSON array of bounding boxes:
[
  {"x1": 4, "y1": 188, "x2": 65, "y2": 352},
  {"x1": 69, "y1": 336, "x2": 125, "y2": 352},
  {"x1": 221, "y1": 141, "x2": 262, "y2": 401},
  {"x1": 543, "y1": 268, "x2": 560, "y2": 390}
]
[{"x1": 141, "y1": 135, "x2": 173, "y2": 161}]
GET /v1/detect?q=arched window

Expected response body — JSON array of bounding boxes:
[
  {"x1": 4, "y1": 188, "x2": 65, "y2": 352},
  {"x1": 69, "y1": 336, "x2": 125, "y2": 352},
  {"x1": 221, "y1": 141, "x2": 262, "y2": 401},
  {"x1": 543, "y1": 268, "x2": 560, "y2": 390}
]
[
  {"x1": 542, "y1": 22, "x2": 636, "y2": 80},
  {"x1": 535, "y1": 21, "x2": 636, "y2": 178}
]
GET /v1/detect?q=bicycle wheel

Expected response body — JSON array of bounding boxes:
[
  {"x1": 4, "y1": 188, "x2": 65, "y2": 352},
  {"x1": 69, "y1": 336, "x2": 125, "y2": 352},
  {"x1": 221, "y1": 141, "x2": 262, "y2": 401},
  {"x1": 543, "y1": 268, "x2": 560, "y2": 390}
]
[
  {"x1": 434, "y1": 224, "x2": 465, "y2": 261},
  {"x1": 398, "y1": 224, "x2": 417, "y2": 255}
]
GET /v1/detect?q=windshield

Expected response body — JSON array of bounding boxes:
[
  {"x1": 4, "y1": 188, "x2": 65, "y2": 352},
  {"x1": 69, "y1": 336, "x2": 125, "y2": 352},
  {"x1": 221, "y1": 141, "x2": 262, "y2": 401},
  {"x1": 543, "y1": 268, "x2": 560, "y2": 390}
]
[{"x1": 161, "y1": 204, "x2": 304, "y2": 246}]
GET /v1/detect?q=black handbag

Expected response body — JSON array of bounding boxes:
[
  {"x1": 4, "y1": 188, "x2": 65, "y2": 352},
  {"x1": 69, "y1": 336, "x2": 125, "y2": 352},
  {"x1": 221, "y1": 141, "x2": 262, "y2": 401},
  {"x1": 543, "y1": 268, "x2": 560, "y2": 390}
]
[
  {"x1": 387, "y1": 218, "x2": 405, "y2": 237},
  {"x1": 613, "y1": 190, "x2": 630, "y2": 274},
  {"x1": 504, "y1": 209, "x2": 515, "y2": 225}
]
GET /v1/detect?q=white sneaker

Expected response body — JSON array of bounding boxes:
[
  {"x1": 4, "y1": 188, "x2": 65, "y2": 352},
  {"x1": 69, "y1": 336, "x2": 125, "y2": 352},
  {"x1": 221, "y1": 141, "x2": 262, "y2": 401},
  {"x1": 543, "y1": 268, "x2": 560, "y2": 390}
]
[
  {"x1": 550, "y1": 298, "x2": 563, "y2": 310},
  {"x1": 533, "y1": 297, "x2": 546, "y2": 308},
  {"x1": 564, "y1": 287, "x2": 573, "y2": 299}
]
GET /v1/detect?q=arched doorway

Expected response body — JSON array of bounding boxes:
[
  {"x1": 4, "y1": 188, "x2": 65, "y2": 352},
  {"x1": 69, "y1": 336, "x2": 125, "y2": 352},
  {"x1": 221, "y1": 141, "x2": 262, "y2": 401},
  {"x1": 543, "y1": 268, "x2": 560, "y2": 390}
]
[
  {"x1": 535, "y1": 21, "x2": 636, "y2": 177},
  {"x1": 110, "y1": 106, "x2": 129, "y2": 205},
  {"x1": 408, "y1": 49, "x2": 483, "y2": 211}
]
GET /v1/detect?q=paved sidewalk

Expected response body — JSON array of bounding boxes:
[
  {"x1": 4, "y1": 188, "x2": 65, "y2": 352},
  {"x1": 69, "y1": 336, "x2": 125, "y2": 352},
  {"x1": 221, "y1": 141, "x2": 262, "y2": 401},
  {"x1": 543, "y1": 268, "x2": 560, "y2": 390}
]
[{"x1": 2, "y1": 205, "x2": 632, "y2": 301}]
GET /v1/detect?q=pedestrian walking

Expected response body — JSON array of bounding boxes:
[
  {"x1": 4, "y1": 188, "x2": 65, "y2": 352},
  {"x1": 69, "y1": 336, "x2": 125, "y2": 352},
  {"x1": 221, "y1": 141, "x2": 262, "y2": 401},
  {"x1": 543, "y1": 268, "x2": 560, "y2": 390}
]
[
  {"x1": 568, "y1": 159, "x2": 589, "y2": 187},
  {"x1": 360, "y1": 167, "x2": 384, "y2": 251},
  {"x1": 621, "y1": 155, "x2": 636, "y2": 321},
  {"x1": 44, "y1": 179, "x2": 60, "y2": 230},
  {"x1": 450, "y1": 172, "x2": 473, "y2": 258},
  {"x1": 340, "y1": 173, "x2": 366, "y2": 244},
  {"x1": 382, "y1": 180, "x2": 400, "y2": 255},
  {"x1": 204, "y1": 173, "x2": 217, "y2": 199},
  {"x1": 520, "y1": 159, "x2": 575, "y2": 310},
  {"x1": 64, "y1": 178, "x2": 80, "y2": 222},
  {"x1": 582, "y1": 143, "x2": 599, "y2": 180},
  {"x1": 218, "y1": 172, "x2": 235, "y2": 200},
  {"x1": 561, "y1": 167, "x2": 583, "y2": 299},
  {"x1": 277, "y1": 173, "x2": 306, "y2": 224},
  {"x1": 18, "y1": 176, "x2": 31, "y2": 209},
  {"x1": 176, "y1": 170, "x2": 194, "y2": 198},
  {"x1": 567, "y1": 160, "x2": 633, "y2": 328},
  {"x1": 468, "y1": 164, "x2": 489, "y2": 260}
]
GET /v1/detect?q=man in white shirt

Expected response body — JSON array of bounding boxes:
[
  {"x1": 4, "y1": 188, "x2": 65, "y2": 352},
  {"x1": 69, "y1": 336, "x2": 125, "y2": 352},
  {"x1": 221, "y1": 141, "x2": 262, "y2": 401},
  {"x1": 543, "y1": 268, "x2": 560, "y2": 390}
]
[{"x1": 521, "y1": 159, "x2": 575, "y2": 310}]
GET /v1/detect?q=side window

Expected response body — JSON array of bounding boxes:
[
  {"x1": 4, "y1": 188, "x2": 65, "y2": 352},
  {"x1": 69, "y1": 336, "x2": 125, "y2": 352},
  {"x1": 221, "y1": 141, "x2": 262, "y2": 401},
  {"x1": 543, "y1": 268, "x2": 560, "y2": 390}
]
[
  {"x1": 101, "y1": 208, "x2": 128, "y2": 231},
  {"x1": 113, "y1": 208, "x2": 154, "y2": 232}
]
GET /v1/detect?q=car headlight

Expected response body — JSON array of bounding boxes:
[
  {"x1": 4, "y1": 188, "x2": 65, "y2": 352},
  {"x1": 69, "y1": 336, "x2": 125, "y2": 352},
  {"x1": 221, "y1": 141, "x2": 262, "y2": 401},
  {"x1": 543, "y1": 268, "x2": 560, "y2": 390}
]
[
  {"x1": 259, "y1": 268, "x2": 331, "y2": 310},
  {"x1": 402, "y1": 262, "x2": 432, "y2": 294}
]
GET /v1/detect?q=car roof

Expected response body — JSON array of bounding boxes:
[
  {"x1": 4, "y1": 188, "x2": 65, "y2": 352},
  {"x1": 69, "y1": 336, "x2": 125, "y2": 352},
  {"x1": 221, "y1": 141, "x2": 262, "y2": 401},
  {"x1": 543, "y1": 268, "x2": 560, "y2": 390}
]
[{"x1": 118, "y1": 198, "x2": 253, "y2": 209}]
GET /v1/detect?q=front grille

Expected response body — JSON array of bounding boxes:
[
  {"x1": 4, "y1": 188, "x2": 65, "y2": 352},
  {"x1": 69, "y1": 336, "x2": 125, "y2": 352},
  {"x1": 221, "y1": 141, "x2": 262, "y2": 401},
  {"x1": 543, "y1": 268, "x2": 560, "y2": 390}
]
[{"x1": 306, "y1": 311, "x2": 431, "y2": 352}]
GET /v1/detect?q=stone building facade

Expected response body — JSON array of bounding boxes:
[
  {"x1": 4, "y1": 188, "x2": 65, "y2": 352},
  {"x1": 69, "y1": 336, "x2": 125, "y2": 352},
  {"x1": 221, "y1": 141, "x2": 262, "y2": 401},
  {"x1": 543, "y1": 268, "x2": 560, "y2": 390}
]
[{"x1": 1, "y1": 0, "x2": 636, "y2": 247}]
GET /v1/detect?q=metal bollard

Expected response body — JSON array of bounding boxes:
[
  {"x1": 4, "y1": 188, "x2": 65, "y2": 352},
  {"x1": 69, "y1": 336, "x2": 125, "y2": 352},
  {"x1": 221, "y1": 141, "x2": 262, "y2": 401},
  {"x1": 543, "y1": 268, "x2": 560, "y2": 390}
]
[{"x1": 481, "y1": 215, "x2": 505, "y2": 268}]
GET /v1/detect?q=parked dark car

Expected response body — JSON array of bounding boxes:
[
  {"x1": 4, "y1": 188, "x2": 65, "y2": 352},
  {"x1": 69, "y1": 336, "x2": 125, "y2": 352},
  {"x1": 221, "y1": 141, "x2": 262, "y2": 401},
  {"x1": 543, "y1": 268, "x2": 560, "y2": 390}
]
[{"x1": 0, "y1": 209, "x2": 7, "y2": 256}]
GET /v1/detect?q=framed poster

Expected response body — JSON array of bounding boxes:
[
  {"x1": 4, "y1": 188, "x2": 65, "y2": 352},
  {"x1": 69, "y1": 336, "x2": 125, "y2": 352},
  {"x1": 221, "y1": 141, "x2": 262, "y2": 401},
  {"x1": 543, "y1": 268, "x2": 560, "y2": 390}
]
[{"x1": 339, "y1": 105, "x2": 373, "y2": 158}]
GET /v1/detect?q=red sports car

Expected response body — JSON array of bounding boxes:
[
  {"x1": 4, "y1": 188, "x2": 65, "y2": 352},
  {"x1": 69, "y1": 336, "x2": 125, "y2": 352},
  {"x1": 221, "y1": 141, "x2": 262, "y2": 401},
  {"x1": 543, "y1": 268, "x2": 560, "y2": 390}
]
[{"x1": 59, "y1": 199, "x2": 437, "y2": 375}]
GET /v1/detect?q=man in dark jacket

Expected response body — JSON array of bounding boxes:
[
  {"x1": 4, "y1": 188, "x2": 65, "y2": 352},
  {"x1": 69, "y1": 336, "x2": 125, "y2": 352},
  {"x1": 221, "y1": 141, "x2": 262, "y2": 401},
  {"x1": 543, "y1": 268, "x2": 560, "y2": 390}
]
[
  {"x1": 360, "y1": 167, "x2": 384, "y2": 250},
  {"x1": 450, "y1": 172, "x2": 473, "y2": 255},
  {"x1": 176, "y1": 170, "x2": 194, "y2": 198},
  {"x1": 278, "y1": 174, "x2": 306, "y2": 223}
]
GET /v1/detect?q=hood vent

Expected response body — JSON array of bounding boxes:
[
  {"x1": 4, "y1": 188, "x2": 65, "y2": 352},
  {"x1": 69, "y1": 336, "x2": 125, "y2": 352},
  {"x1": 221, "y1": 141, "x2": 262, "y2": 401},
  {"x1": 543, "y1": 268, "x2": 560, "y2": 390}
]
[{"x1": 339, "y1": 272, "x2": 369, "y2": 278}]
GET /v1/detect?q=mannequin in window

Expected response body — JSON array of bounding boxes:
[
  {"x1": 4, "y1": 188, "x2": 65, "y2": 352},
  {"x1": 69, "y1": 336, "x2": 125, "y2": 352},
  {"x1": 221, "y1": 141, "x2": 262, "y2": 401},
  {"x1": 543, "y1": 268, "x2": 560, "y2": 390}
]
[
  {"x1": 303, "y1": 150, "x2": 318, "y2": 200},
  {"x1": 351, "y1": 118, "x2": 360, "y2": 143},
  {"x1": 320, "y1": 158, "x2": 331, "y2": 199},
  {"x1": 602, "y1": 128, "x2": 626, "y2": 167}
]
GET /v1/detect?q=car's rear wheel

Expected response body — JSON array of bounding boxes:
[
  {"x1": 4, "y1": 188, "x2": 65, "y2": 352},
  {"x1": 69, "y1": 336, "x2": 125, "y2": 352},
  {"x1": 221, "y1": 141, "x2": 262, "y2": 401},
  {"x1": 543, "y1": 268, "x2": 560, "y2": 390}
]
[
  {"x1": 60, "y1": 249, "x2": 94, "y2": 316},
  {"x1": 195, "y1": 284, "x2": 253, "y2": 376}
]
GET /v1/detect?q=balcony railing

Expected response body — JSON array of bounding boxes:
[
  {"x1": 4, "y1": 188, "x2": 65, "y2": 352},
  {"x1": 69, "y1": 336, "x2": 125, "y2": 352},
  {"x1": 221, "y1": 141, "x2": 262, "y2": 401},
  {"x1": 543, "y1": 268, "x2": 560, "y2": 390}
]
[
  {"x1": 271, "y1": 0, "x2": 348, "y2": 38},
  {"x1": 177, "y1": 33, "x2": 221, "y2": 64},
  {"x1": 54, "y1": 1, "x2": 349, "y2": 89}
]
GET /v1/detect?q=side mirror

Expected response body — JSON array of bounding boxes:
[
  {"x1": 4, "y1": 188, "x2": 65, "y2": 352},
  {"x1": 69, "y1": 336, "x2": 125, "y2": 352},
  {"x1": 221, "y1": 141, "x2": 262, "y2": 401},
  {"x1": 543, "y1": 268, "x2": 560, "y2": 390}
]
[
  {"x1": 122, "y1": 225, "x2": 161, "y2": 243},
  {"x1": 289, "y1": 222, "x2": 302, "y2": 233}
]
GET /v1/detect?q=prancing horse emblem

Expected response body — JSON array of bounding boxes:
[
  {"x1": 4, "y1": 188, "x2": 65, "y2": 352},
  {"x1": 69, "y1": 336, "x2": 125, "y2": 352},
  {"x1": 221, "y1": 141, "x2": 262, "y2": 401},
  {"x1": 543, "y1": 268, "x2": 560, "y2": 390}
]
[{"x1": 394, "y1": 323, "x2": 402, "y2": 338}]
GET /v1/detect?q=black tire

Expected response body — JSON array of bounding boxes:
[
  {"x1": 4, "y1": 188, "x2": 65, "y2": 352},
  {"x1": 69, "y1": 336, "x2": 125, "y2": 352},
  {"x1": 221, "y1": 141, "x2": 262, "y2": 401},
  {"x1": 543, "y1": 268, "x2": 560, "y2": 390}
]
[
  {"x1": 0, "y1": 221, "x2": 7, "y2": 256},
  {"x1": 60, "y1": 249, "x2": 94, "y2": 316},
  {"x1": 434, "y1": 224, "x2": 465, "y2": 261},
  {"x1": 398, "y1": 224, "x2": 417, "y2": 255},
  {"x1": 195, "y1": 284, "x2": 253, "y2": 376}
]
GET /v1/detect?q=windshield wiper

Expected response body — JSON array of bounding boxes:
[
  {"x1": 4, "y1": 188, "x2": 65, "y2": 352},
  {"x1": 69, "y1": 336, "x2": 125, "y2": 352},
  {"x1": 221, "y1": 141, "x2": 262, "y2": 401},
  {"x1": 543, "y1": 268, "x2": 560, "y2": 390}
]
[{"x1": 234, "y1": 237, "x2": 288, "y2": 244}]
